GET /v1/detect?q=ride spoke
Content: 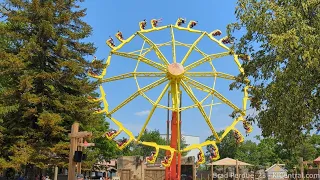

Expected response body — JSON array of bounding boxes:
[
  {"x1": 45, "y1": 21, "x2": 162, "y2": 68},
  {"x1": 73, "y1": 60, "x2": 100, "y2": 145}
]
[
  {"x1": 184, "y1": 52, "x2": 230, "y2": 71},
  {"x1": 111, "y1": 51, "x2": 166, "y2": 71},
  {"x1": 180, "y1": 80, "x2": 220, "y2": 141},
  {"x1": 170, "y1": 26, "x2": 176, "y2": 63},
  {"x1": 180, "y1": 32, "x2": 206, "y2": 65},
  {"x1": 137, "y1": 32, "x2": 170, "y2": 65},
  {"x1": 102, "y1": 72, "x2": 166, "y2": 83},
  {"x1": 205, "y1": 33, "x2": 230, "y2": 51},
  {"x1": 180, "y1": 103, "x2": 222, "y2": 111},
  {"x1": 183, "y1": 76, "x2": 245, "y2": 116},
  {"x1": 136, "y1": 82, "x2": 170, "y2": 141},
  {"x1": 185, "y1": 72, "x2": 236, "y2": 80},
  {"x1": 108, "y1": 77, "x2": 168, "y2": 115},
  {"x1": 142, "y1": 42, "x2": 171, "y2": 56}
]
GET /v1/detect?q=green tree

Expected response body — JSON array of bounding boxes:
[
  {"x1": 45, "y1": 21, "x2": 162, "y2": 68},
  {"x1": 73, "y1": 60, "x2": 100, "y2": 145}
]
[
  {"x1": 255, "y1": 136, "x2": 282, "y2": 167},
  {"x1": 0, "y1": 0, "x2": 109, "y2": 170},
  {"x1": 309, "y1": 134, "x2": 320, "y2": 157},
  {"x1": 131, "y1": 129, "x2": 167, "y2": 157},
  {"x1": 235, "y1": 140, "x2": 259, "y2": 165},
  {"x1": 229, "y1": 0, "x2": 320, "y2": 147},
  {"x1": 206, "y1": 130, "x2": 238, "y2": 159},
  {"x1": 129, "y1": 129, "x2": 188, "y2": 158}
]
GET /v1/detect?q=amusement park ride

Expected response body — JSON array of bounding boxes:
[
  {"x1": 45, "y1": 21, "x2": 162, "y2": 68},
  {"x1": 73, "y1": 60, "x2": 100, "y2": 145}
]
[{"x1": 88, "y1": 18, "x2": 253, "y2": 180}]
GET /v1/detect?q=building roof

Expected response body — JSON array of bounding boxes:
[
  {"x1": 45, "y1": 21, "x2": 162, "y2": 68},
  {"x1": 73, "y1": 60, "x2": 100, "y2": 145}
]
[
  {"x1": 314, "y1": 156, "x2": 320, "y2": 164},
  {"x1": 207, "y1": 158, "x2": 252, "y2": 166},
  {"x1": 265, "y1": 164, "x2": 287, "y2": 172}
]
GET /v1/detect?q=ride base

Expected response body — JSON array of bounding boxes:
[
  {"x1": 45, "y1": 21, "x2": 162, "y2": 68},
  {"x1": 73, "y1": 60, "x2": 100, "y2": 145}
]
[{"x1": 166, "y1": 111, "x2": 181, "y2": 180}]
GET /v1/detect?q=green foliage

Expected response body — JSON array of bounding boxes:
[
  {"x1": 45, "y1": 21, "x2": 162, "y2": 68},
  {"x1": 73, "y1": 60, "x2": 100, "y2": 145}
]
[
  {"x1": 131, "y1": 129, "x2": 167, "y2": 157},
  {"x1": 228, "y1": 0, "x2": 320, "y2": 147},
  {"x1": 0, "y1": 0, "x2": 112, "y2": 170},
  {"x1": 206, "y1": 131, "x2": 320, "y2": 169},
  {"x1": 206, "y1": 131, "x2": 238, "y2": 159},
  {"x1": 127, "y1": 129, "x2": 188, "y2": 158}
]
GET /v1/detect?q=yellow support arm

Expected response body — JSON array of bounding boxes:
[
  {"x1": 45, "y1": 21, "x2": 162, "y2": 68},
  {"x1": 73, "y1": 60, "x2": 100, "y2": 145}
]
[
  {"x1": 183, "y1": 76, "x2": 245, "y2": 116},
  {"x1": 170, "y1": 25, "x2": 176, "y2": 63},
  {"x1": 139, "y1": 25, "x2": 169, "y2": 33},
  {"x1": 108, "y1": 77, "x2": 167, "y2": 115},
  {"x1": 139, "y1": 142, "x2": 160, "y2": 164},
  {"x1": 104, "y1": 128, "x2": 123, "y2": 140},
  {"x1": 205, "y1": 33, "x2": 230, "y2": 51},
  {"x1": 110, "y1": 34, "x2": 136, "y2": 52},
  {"x1": 179, "y1": 103, "x2": 222, "y2": 111},
  {"x1": 180, "y1": 80, "x2": 220, "y2": 141},
  {"x1": 181, "y1": 32, "x2": 206, "y2": 65},
  {"x1": 185, "y1": 72, "x2": 236, "y2": 80},
  {"x1": 137, "y1": 32, "x2": 170, "y2": 65},
  {"x1": 109, "y1": 116, "x2": 136, "y2": 150},
  {"x1": 233, "y1": 54, "x2": 244, "y2": 74},
  {"x1": 138, "y1": 141, "x2": 175, "y2": 167},
  {"x1": 242, "y1": 86, "x2": 249, "y2": 113},
  {"x1": 181, "y1": 140, "x2": 220, "y2": 164},
  {"x1": 173, "y1": 25, "x2": 203, "y2": 33},
  {"x1": 102, "y1": 72, "x2": 166, "y2": 83},
  {"x1": 137, "y1": 83, "x2": 170, "y2": 141},
  {"x1": 220, "y1": 116, "x2": 243, "y2": 139},
  {"x1": 184, "y1": 52, "x2": 230, "y2": 71},
  {"x1": 111, "y1": 51, "x2": 166, "y2": 71}
]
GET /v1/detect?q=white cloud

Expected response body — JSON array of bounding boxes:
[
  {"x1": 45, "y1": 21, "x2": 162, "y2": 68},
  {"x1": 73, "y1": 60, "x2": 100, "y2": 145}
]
[{"x1": 134, "y1": 110, "x2": 150, "y2": 116}]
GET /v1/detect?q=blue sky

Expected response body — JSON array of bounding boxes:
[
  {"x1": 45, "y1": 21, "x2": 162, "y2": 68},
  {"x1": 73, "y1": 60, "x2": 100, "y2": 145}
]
[{"x1": 81, "y1": 0, "x2": 261, "y2": 142}]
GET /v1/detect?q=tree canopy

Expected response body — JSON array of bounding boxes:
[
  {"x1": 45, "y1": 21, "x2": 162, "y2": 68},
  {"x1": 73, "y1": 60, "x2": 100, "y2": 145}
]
[
  {"x1": 0, "y1": 0, "x2": 111, "y2": 170},
  {"x1": 229, "y1": 0, "x2": 320, "y2": 146},
  {"x1": 206, "y1": 131, "x2": 320, "y2": 170}
]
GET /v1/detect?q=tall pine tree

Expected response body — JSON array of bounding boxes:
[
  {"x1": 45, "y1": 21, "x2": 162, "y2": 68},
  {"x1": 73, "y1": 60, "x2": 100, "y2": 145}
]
[{"x1": 0, "y1": 0, "x2": 109, "y2": 170}]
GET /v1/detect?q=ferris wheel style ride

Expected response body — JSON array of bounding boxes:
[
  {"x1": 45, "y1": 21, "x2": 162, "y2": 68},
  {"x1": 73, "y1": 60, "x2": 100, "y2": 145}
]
[{"x1": 88, "y1": 18, "x2": 252, "y2": 168}]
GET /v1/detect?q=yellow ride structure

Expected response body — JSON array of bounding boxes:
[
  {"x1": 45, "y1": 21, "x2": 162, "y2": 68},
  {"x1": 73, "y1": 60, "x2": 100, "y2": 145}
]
[{"x1": 88, "y1": 18, "x2": 252, "y2": 180}]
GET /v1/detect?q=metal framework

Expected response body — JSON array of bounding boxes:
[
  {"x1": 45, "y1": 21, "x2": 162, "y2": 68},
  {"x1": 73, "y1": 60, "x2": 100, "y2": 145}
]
[{"x1": 89, "y1": 18, "x2": 252, "y2": 180}]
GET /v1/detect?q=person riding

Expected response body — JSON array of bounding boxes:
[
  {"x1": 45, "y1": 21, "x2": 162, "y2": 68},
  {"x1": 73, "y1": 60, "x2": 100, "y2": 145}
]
[
  {"x1": 209, "y1": 147, "x2": 217, "y2": 159},
  {"x1": 197, "y1": 151, "x2": 203, "y2": 162},
  {"x1": 234, "y1": 130, "x2": 242, "y2": 143},
  {"x1": 95, "y1": 108, "x2": 102, "y2": 112},
  {"x1": 140, "y1": 19, "x2": 147, "y2": 29},
  {"x1": 212, "y1": 30, "x2": 222, "y2": 36},
  {"x1": 221, "y1": 36, "x2": 233, "y2": 44},
  {"x1": 116, "y1": 138, "x2": 128, "y2": 147},
  {"x1": 145, "y1": 151, "x2": 156, "y2": 164},
  {"x1": 243, "y1": 121, "x2": 251, "y2": 131},
  {"x1": 106, "y1": 129, "x2": 117, "y2": 137},
  {"x1": 107, "y1": 36, "x2": 115, "y2": 47},
  {"x1": 239, "y1": 54, "x2": 250, "y2": 61},
  {"x1": 177, "y1": 18, "x2": 186, "y2": 26},
  {"x1": 116, "y1": 31, "x2": 123, "y2": 40},
  {"x1": 189, "y1": 21, "x2": 198, "y2": 28},
  {"x1": 152, "y1": 18, "x2": 162, "y2": 27},
  {"x1": 162, "y1": 155, "x2": 171, "y2": 165}
]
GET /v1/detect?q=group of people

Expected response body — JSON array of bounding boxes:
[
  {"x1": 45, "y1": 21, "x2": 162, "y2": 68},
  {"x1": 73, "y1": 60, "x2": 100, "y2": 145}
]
[
  {"x1": 140, "y1": 18, "x2": 163, "y2": 30},
  {"x1": 243, "y1": 120, "x2": 252, "y2": 135},
  {"x1": 106, "y1": 129, "x2": 117, "y2": 138},
  {"x1": 144, "y1": 151, "x2": 171, "y2": 167},
  {"x1": 106, "y1": 31, "x2": 124, "y2": 47},
  {"x1": 233, "y1": 130, "x2": 243, "y2": 144},
  {"x1": 221, "y1": 36, "x2": 233, "y2": 44},
  {"x1": 196, "y1": 147, "x2": 218, "y2": 162}
]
